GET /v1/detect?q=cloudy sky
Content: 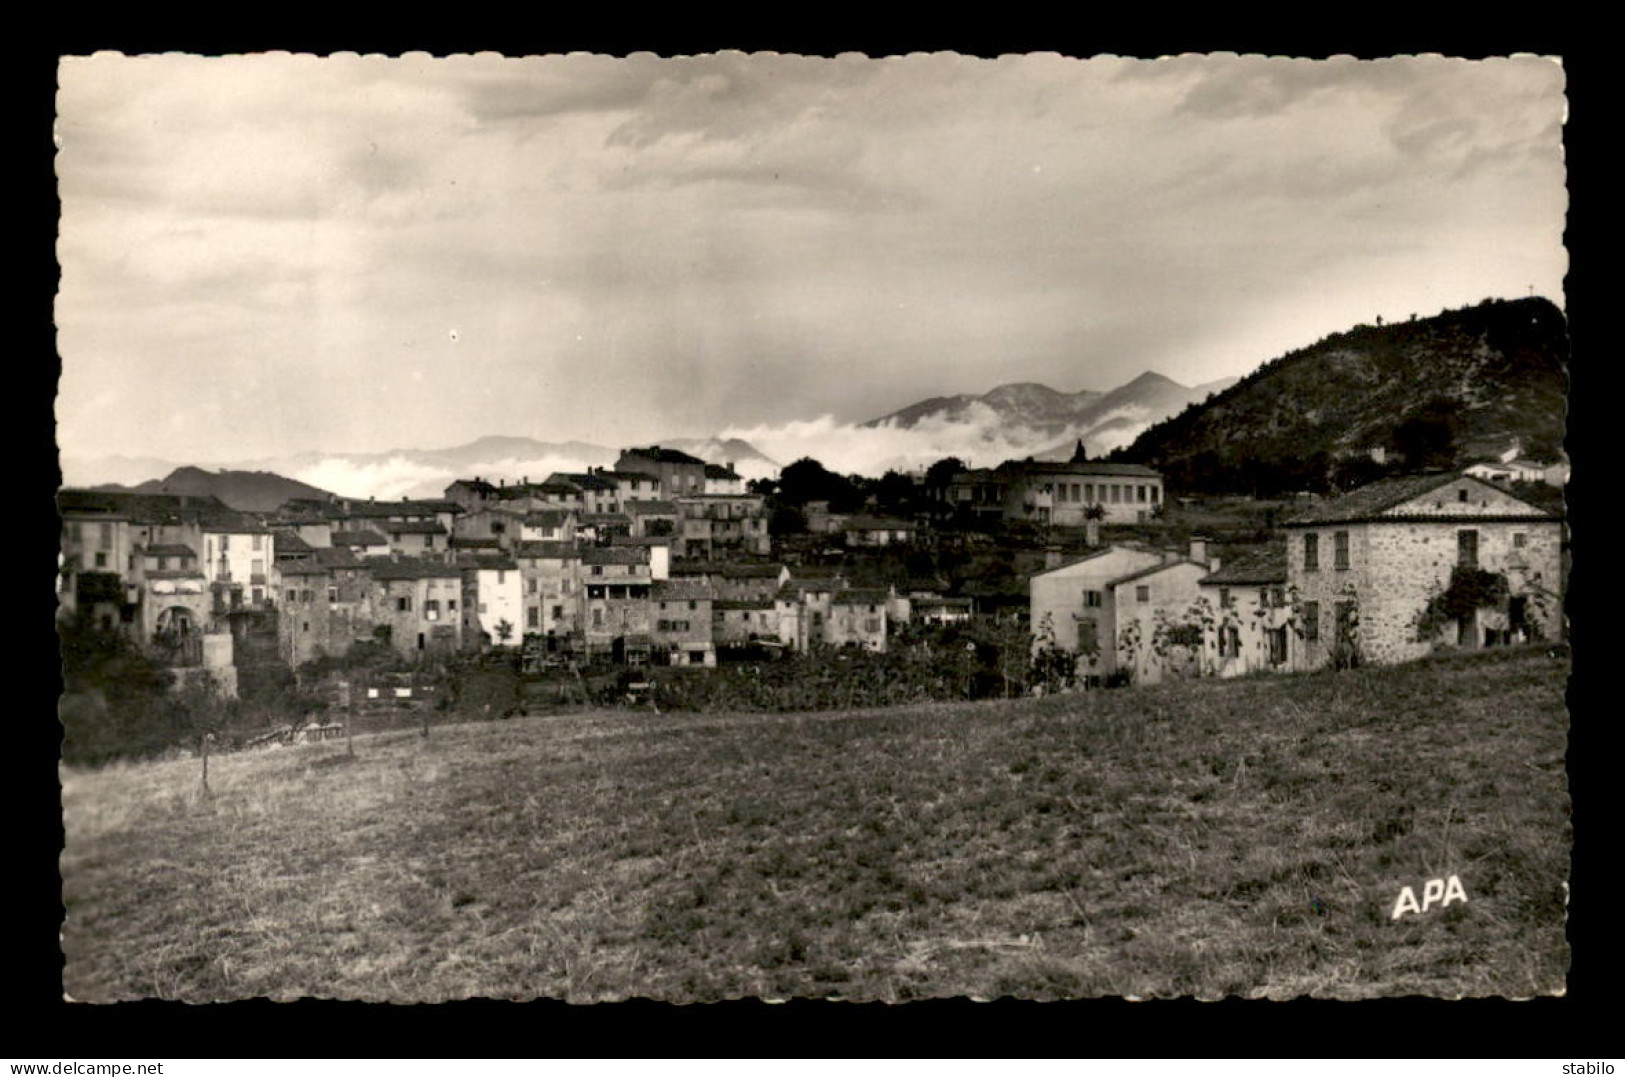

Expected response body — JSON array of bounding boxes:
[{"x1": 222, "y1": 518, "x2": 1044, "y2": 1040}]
[{"x1": 56, "y1": 51, "x2": 1567, "y2": 469}]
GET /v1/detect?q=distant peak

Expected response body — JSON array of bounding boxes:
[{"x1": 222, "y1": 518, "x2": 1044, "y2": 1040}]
[{"x1": 1125, "y1": 371, "x2": 1181, "y2": 388}]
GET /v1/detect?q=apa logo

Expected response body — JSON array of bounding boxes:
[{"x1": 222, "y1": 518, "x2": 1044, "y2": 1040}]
[{"x1": 1391, "y1": 875, "x2": 1469, "y2": 920}]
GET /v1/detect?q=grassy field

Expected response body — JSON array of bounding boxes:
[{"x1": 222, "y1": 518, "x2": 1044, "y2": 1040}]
[{"x1": 60, "y1": 645, "x2": 1571, "y2": 1002}]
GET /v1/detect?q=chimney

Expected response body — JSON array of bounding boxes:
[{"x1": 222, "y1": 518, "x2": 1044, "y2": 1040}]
[{"x1": 1189, "y1": 536, "x2": 1207, "y2": 566}]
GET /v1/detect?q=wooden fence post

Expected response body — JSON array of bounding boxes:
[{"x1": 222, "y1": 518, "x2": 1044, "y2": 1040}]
[{"x1": 200, "y1": 731, "x2": 212, "y2": 796}]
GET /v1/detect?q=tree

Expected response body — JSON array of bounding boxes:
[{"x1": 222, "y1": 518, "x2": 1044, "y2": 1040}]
[
  {"x1": 777, "y1": 457, "x2": 864, "y2": 512},
  {"x1": 874, "y1": 471, "x2": 917, "y2": 516},
  {"x1": 495, "y1": 618, "x2": 515, "y2": 647},
  {"x1": 924, "y1": 456, "x2": 967, "y2": 492},
  {"x1": 1069, "y1": 439, "x2": 1088, "y2": 463},
  {"x1": 1393, "y1": 397, "x2": 1462, "y2": 472}
]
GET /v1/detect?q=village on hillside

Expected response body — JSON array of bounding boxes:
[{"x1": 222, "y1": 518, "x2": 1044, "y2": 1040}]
[{"x1": 56, "y1": 433, "x2": 1569, "y2": 743}]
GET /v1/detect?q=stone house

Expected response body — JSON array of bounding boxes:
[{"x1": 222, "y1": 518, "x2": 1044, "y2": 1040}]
[
  {"x1": 1106, "y1": 560, "x2": 1214, "y2": 685},
  {"x1": 1281, "y1": 471, "x2": 1564, "y2": 670},
  {"x1": 370, "y1": 560, "x2": 464, "y2": 659},
  {"x1": 675, "y1": 494, "x2": 771, "y2": 559},
  {"x1": 827, "y1": 588, "x2": 891, "y2": 651},
  {"x1": 1029, "y1": 544, "x2": 1214, "y2": 684},
  {"x1": 842, "y1": 516, "x2": 919, "y2": 547},
  {"x1": 617, "y1": 446, "x2": 709, "y2": 498},
  {"x1": 650, "y1": 579, "x2": 717, "y2": 667},
  {"x1": 580, "y1": 546, "x2": 653, "y2": 659},
  {"x1": 202, "y1": 519, "x2": 276, "y2": 614},
  {"x1": 1197, "y1": 543, "x2": 1294, "y2": 679},
  {"x1": 380, "y1": 520, "x2": 447, "y2": 558},
  {"x1": 458, "y1": 553, "x2": 524, "y2": 649},
  {"x1": 713, "y1": 599, "x2": 779, "y2": 647},
  {"x1": 514, "y1": 540, "x2": 582, "y2": 639},
  {"x1": 703, "y1": 463, "x2": 747, "y2": 495}
]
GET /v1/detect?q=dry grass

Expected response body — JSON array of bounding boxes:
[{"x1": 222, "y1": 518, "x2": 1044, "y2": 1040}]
[{"x1": 61, "y1": 646, "x2": 1570, "y2": 1002}]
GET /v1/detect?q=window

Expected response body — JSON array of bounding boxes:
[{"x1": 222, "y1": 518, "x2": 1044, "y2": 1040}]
[
  {"x1": 1458, "y1": 530, "x2": 1479, "y2": 569},
  {"x1": 99, "y1": 522, "x2": 112, "y2": 548},
  {"x1": 1333, "y1": 531, "x2": 1350, "y2": 571},
  {"x1": 1136, "y1": 585, "x2": 1150, "y2": 603},
  {"x1": 688, "y1": 599, "x2": 697, "y2": 611},
  {"x1": 288, "y1": 589, "x2": 298, "y2": 603},
  {"x1": 1111, "y1": 485, "x2": 1122, "y2": 504},
  {"x1": 528, "y1": 607, "x2": 540, "y2": 628},
  {"x1": 1137, "y1": 485, "x2": 1148, "y2": 503},
  {"x1": 397, "y1": 596, "x2": 412, "y2": 612},
  {"x1": 1219, "y1": 624, "x2": 1240, "y2": 658},
  {"x1": 1220, "y1": 587, "x2": 1232, "y2": 608},
  {"x1": 94, "y1": 552, "x2": 107, "y2": 568},
  {"x1": 302, "y1": 621, "x2": 309, "y2": 633},
  {"x1": 593, "y1": 609, "x2": 604, "y2": 627},
  {"x1": 425, "y1": 599, "x2": 440, "y2": 621},
  {"x1": 552, "y1": 605, "x2": 563, "y2": 620},
  {"x1": 1084, "y1": 483, "x2": 1094, "y2": 503},
  {"x1": 1084, "y1": 590, "x2": 1102, "y2": 608},
  {"x1": 328, "y1": 587, "x2": 338, "y2": 603},
  {"x1": 1302, "y1": 601, "x2": 1320, "y2": 642},
  {"x1": 865, "y1": 618, "x2": 882, "y2": 633},
  {"x1": 1304, "y1": 534, "x2": 1320, "y2": 572},
  {"x1": 1077, "y1": 620, "x2": 1099, "y2": 653},
  {"x1": 252, "y1": 534, "x2": 263, "y2": 551},
  {"x1": 1457, "y1": 488, "x2": 1469, "y2": 503},
  {"x1": 528, "y1": 578, "x2": 538, "y2": 594},
  {"x1": 592, "y1": 565, "x2": 603, "y2": 576},
  {"x1": 301, "y1": 590, "x2": 313, "y2": 603},
  {"x1": 1513, "y1": 532, "x2": 1527, "y2": 548}
]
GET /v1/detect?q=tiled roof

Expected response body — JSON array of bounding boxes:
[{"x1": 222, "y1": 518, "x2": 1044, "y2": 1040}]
[
  {"x1": 608, "y1": 535, "x2": 673, "y2": 547},
  {"x1": 704, "y1": 463, "x2": 740, "y2": 479},
  {"x1": 581, "y1": 546, "x2": 649, "y2": 565},
  {"x1": 1283, "y1": 472, "x2": 1557, "y2": 526},
  {"x1": 142, "y1": 568, "x2": 205, "y2": 580},
  {"x1": 843, "y1": 515, "x2": 918, "y2": 531},
  {"x1": 370, "y1": 560, "x2": 463, "y2": 580},
  {"x1": 384, "y1": 521, "x2": 448, "y2": 535},
  {"x1": 278, "y1": 562, "x2": 331, "y2": 577},
  {"x1": 450, "y1": 536, "x2": 502, "y2": 549},
  {"x1": 582, "y1": 513, "x2": 632, "y2": 526},
  {"x1": 331, "y1": 529, "x2": 389, "y2": 547},
  {"x1": 1108, "y1": 559, "x2": 1204, "y2": 589},
  {"x1": 140, "y1": 543, "x2": 197, "y2": 558},
  {"x1": 552, "y1": 471, "x2": 618, "y2": 492},
  {"x1": 599, "y1": 470, "x2": 658, "y2": 483},
  {"x1": 522, "y1": 510, "x2": 573, "y2": 527},
  {"x1": 412, "y1": 499, "x2": 465, "y2": 514},
  {"x1": 777, "y1": 579, "x2": 842, "y2": 599},
  {"x1": 834, "y1": 588, "x2": 892, "y2": 606},
  {"x1": 447, "y1": 478, "x2": 500, "y2": 494},
  {"x1": 623, "y1": 446, "x2": 706, "y2": 466},
  {"x1": 625, "y1": 500, "x2": 679, "y2": 515},
  {"x1": 456, "y1": 553, "x2": 520, "y2": 571},
  {"x1": 998, "y1": 460, "x2": 1162, "y2": 478},
  {"x1": 721, "y1": 563, "x2": 783, "y2": 578},
  {"x1": 1200, "y1": 544, "x2": 1288, "y2": 586},
  {"x1": 271, "y1": 531, "x2": 314, "y2": 553},
  {"x1": 312, "y1": 546, "x2": 362, "y2": 569},
  {"x1": 652, "y1": 579, "x2": 716, "y2": 601},
  {"x1": 715, "y1": 599, "x2": 776, "y2": 611},
  {"x1": 515, "y1": 540, "x2": 579, "y2": 559}
]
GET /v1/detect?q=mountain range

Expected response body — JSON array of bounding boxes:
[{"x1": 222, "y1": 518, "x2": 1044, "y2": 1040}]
[
  {"x1": 863, "y1": 372, "x2": 1240, "y2": 460},
  {"x1": 61, "y1": 297, "x2": 1563, "y2": 506}
]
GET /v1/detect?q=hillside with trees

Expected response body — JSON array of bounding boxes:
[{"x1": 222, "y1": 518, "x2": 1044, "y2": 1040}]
[{"x1": 1111, "y1": 297, "x2": 1568, "y2": 495}]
